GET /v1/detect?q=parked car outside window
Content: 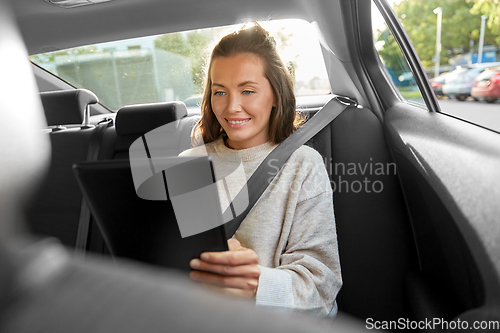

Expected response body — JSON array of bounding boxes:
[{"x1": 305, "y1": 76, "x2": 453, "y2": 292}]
[
  {"x1": 429, "y1": 71, "x2": 452, "y2": 98},
  {"x1": 471, "y1": 66, "x2": 500, "y2": 103},
  {"x1": 442, "y1": 62, "x2": 500, "y2": 101}
]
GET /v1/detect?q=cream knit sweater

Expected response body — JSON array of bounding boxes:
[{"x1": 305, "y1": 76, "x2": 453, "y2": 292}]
[{"x1": 180, "y1": 136, "x2": 342, "y2": 316}]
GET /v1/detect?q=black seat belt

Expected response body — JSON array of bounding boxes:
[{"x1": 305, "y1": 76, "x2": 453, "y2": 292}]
[
  {"x1": 75, "y1": 117, "x2": 113, "y2": 256},
  {"x1": 224, "y1": 95, "x2": 358, "y2": 238}
]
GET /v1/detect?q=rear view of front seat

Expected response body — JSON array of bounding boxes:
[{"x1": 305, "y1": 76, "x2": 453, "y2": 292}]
[
  {"x1": 24, "y1": 89, "x2": 105, "y2": 250},
  {"x1": 103, "y1": 101, "x2": 191, "y2": 159},
  {"x1": 40, "y1": 89, "x2": 96, "y2": 127}
]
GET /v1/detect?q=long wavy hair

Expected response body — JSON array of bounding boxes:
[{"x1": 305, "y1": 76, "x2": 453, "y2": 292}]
[{"x1": 193, "y1": 23, "x2": 304, "y2": 146}]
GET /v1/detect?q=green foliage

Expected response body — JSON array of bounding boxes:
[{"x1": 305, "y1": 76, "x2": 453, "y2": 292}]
[
  {"x1": 155, "y1": 31, "x2": 211, "y2": 92},
  {"x1": 274, "y1": 27, "x2": 298, "y2": 83},
  {"x1": 376, "y1": 0, "x2": 497, "y2": 68},
  {"x1": 154, "y1": 26, "x2": 298, "y2": 92},
  {"x1": 376, "y1": 27, "x2": 408, "y2": 71},
  {"x1": 471, "y1": 0, "x2": 500, "y2": 45}
]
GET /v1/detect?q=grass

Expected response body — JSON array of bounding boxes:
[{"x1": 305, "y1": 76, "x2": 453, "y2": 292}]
[{"x1": 400, "y1": 91, "x2": 422, "y2": 99}]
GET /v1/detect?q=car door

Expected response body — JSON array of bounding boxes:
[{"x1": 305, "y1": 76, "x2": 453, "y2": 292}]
[{"x1": 342, "y1": 0, "x2": 500, "y2": 330}]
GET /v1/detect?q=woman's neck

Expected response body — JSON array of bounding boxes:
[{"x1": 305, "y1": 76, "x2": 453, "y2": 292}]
[{"x1": 224, "y1": 136, "x2": 272, "y2": 150}]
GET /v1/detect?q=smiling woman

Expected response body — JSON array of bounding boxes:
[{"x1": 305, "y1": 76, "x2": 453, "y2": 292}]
[{"x1": 180, "y1": 23, "x2": 341, "y2": 317}]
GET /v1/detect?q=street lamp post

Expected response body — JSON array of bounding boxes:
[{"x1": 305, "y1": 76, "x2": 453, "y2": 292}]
[
  {"x1": 434, "y1": 7, "x2": 442, "y2": 78},
  {"x1": 478, "y1": 15, "x2": 488, "y2": 64}
]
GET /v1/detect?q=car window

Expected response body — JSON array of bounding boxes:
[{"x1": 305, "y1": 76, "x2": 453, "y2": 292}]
[
  {"x1": 30, "y1": 19, "x2": 331, "y2": 112},
  {"x1": 371, "y1": 1, "x2": 424, "y2": 106},
  {"x1": 373, "y1": 0, "x2": 500, "y2": 132}
]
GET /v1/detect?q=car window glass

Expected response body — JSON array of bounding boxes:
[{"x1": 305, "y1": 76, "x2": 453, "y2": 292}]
[
  {"x1": 30, "y1": 19, "x2": 331, "y2": 112},
  {"x1": 375, "y1": 0, "x2": 500, "y2": 132},
  {"x1": 371, "y1": 1, "x2": 425, "y2": 106}
]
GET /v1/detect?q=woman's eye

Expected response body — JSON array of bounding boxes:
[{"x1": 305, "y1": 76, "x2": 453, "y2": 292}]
[
  {"x1": 213, "y1": 91, "x2": 225, "y2": 96},
  {"x1": 242, "y1": 90, "x2": 254, "y2": 95}
]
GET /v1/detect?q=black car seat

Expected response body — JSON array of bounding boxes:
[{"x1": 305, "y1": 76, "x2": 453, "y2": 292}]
[
  {"x1": 24, "y1": 89, "x2": 108, "y2": 253},
  {"x1": 309, "y1": 104, "x2": 419, "y2": 323},
  {"x1": 99, "y1": 101, "x2": 192, "y2": 160},
  {"x1": 85, "y1": 101, "x2": 198, "y2": 254},
  {"x1": 40, "y1": 89, "x2": 96, "y2": 127}
]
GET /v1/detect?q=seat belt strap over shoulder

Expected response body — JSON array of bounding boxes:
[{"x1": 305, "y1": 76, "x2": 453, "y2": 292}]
[{"x1": 224, "y1": 95, "x2": 358, "y2": 238}]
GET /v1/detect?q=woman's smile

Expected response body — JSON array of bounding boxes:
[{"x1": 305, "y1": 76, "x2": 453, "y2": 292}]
[{"x1": 225, "y1": 118, "x2": 251, "y2": 127}]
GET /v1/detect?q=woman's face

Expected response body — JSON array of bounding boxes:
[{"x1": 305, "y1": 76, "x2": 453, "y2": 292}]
[{"x1": 210, "y1": 53, "x2": 275, "y2": 150}]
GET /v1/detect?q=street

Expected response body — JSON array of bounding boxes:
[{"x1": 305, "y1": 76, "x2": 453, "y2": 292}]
[{"x1": 437, "y1": 98, "x2": 500, "y2": 132}]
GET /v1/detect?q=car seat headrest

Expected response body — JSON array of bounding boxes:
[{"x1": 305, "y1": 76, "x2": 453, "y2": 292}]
[
  {"x1": 0, "y1": 1, "x2": 50, "y2": 242},
  {"x1": 40, "y1": 89, "x2": 98, "y2": 126},
  {"x1": 115, "y1": 101, "x2": 188, "y2": 136}
]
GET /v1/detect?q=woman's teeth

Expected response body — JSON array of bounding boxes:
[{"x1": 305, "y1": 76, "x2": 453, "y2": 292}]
[{"x1": 227, "y1": 119, "x2": 249, "y2": 124}]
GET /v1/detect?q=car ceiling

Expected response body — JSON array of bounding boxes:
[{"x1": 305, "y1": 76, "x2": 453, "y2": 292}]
[{"x1": 10, "y1": 0, "x2": 348, "y2": 58}]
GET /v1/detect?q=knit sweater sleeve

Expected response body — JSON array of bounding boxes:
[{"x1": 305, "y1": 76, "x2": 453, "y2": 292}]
[{"x1": 254, "y1": 149, "x2": 342, "y2": 317}]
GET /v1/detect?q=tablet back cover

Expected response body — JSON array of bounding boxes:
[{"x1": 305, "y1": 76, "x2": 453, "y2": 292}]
[{"x1": 73, "y1": 157, "x2": 228, "y2": 272}]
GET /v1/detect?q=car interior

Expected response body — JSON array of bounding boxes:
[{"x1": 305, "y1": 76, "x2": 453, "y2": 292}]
[{"x1": 5, "y1": 0, "x2": 500, "y2": 331}]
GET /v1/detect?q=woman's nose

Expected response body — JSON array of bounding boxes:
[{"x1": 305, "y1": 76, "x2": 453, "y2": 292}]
[{"x1": 227, "y1": 93, "x2": 242, "y2": 112}]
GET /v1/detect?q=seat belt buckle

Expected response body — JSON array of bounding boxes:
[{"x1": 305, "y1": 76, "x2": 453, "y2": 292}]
[{"x1": 334, "y1": 95, "x2": 359, "y2": 108}]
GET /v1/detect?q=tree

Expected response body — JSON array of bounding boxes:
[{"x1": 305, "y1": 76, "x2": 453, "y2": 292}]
[
  {"x1": 470, "y1": 0, "x2": 500, "y2": 45},
  {"x1": 155, "y1": 31, "x2": 211, "y2": 92},
  {"x1": 376, "y1": 26, "x2": 409, "y2": 72},
  {"x1": 376, "y1": 0, "x2": 497, "y2": 68},
  {"x1": 273, "y1": 26, "x2": 298, "y2": 82},
  {"x1": 154, "y1": 25, "x2": 299, "y2": 92}
]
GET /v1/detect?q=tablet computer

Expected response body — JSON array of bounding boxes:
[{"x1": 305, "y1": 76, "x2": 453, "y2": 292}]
[{"x1": 73, "y1": 156, "x2": 228, "y2": 272}]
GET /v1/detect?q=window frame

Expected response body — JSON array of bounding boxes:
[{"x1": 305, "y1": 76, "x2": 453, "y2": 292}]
[{"x1": 347, "y1": 0, "x2": 440, "y2": 113}]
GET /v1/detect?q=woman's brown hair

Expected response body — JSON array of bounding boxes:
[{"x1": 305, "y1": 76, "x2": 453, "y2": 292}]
[{"x1": 193, "y1": 23, "x2": 304, "y2": 146}]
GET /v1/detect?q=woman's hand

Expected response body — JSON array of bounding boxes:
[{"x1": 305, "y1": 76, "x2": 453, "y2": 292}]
[{"x1": 189, "y1": 238, "x2": 260, "y2": 299}]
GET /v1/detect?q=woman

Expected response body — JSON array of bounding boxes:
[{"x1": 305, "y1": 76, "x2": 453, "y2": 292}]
[{"x1": 180, "y1": 24, "x2": 341, "y2": 317}]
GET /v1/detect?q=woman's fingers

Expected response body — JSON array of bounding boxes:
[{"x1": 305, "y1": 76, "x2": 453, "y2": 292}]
[
  {"x1": 197, "y1": 248, "x2": 258, "y2": 266},
  {"x1": 191, "y1": 270, "x2": 258, "y2": 291},
  {"x1": 190, "y1": 258, "x2": 260, "y2": 277},
  {"x1": 227, "y1": 238, "x2": 242, "y2": 251},
  {"x1": 189, "y1": 239, "x2": 260, "y2": 298}
]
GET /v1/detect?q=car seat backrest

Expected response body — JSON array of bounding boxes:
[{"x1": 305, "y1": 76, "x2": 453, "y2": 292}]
[
  {"x1": 26, "y1": 100, "x2": 195, "y2": 253},
  {"x1": 309, "y1": 105, "x2": 418, "y2": 322},
  {"x1": 40, "y1": 89, "x2": 97, "y2": 126},
  {"x1": 110, "y1": 101, "x2": 189, "y2": 159},
  {"x1": 115, "y1": 101, "x2": 188, "y2": 136},
  {"x1": 24, "y1": 90, "x2": 103, "y2": 249}
]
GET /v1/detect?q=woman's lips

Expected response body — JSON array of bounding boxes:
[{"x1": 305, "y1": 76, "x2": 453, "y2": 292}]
[{"x1": 225, "y1": 118, "x2": 250, "y2": 128}]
